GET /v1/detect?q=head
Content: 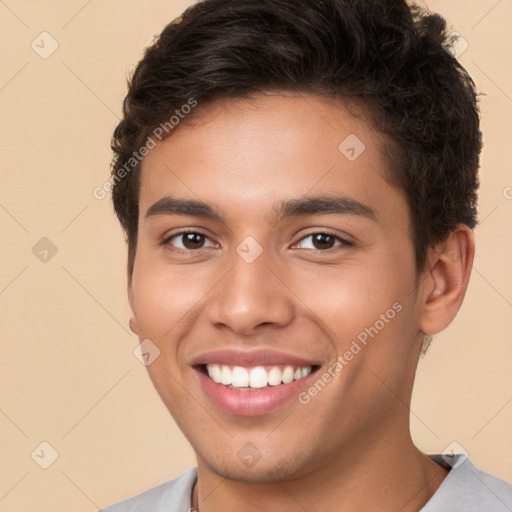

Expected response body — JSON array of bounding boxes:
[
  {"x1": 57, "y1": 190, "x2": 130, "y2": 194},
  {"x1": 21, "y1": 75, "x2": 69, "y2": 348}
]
[{"x1": 110, "y1": 0, "x2": 481, "y2": 483}]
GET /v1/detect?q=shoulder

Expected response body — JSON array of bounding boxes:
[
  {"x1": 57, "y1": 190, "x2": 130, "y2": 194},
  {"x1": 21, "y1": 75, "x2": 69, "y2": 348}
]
[
  {"x1": 100, "y1": 467, "x2": 197, "y2": 512},
  {"x1": 423, "y1": 454, "x2": 512, "y2": 512}
]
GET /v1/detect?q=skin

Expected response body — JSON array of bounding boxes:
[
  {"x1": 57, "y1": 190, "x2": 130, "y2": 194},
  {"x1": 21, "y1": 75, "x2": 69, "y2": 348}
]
[{"x1": 127, "y1": 92, "x2": 474, "y2": 511}]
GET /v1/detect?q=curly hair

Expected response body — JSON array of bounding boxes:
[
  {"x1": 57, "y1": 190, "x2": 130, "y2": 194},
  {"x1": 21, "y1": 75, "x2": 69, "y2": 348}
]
[{"x1": 110, "y1": 0, "x2": 481, "y2": 277}]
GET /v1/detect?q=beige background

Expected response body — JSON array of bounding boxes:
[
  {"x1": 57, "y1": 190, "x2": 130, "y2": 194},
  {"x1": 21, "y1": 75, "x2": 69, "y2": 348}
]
[{"x1": 0, "y1": 1, "x2": 511, "y2": 510}]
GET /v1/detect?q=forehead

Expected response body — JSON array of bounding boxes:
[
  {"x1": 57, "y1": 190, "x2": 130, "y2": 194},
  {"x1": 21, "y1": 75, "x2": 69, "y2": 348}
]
[{"x1": 138, "y1": 92, "x2": 405, "y2": 226}]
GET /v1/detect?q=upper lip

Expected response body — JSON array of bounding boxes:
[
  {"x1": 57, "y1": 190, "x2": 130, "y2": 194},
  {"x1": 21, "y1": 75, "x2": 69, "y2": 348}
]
[{"x1": 190, "y1": 348, "x2": 321, "y2": 367}]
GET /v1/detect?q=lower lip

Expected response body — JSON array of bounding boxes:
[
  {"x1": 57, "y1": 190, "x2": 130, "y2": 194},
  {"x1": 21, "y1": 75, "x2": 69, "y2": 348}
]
[{"x1": 195, "y1": 367, "x2": 318, "y2": 416}]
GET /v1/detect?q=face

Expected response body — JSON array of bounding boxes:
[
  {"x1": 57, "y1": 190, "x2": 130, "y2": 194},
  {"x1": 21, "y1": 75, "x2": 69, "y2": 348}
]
[{"x1": 128, "y1": 92, "x2": 427, "y2": 482}]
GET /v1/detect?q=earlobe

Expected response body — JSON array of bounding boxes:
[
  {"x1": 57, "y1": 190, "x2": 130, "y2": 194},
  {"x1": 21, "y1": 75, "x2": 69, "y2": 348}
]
[
  {"x1": 129, "y1": 317, "x2": 138, "y2": 334},
  {"x1": 419, "y1": 225, "x2": 474, "y2": 335},
  {"x1": 127, "y1": 272, "x2": 139, "y2": 335}
]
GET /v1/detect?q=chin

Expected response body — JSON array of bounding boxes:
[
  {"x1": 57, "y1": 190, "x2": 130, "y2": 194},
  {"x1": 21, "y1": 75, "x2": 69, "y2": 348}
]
[{"x1": 201, "y1": 449, "x2": 315, "y2": 484}]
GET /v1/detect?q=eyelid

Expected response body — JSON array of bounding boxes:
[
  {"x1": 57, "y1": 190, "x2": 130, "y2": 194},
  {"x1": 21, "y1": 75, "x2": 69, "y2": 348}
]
[
  {"x1": 162, "y1": 229, "x2": 353, "y2": 252},
  {"x1": 162, "y1": 229, "x2": 217, "y2": 251},
  {"x1": 292, "y1": 231, "x2": 353, "y2": 250}
]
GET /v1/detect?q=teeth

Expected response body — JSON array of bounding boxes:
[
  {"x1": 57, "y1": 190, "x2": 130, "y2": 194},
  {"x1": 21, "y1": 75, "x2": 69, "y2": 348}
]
[
  {"x1": 267, "y1": 366, "x2": 282, "y2": 386},
  {"x1": 249, "y1": 367, "x2": 268, "y2": 388},
  {"x1": 205, "y1": 364, "x2": 313, "y2": 388},
  {"x1": 210, "y1": 364, "x2": 222, "y2": 383},
  {"x1": 220, "y1": 365, "x2": 232, "y2": 385},
  {"x1": 232, "y1": 366, "x2": 249, "y2": 387},
  {"x1": 282, "y1": 366, "x2": 294, "y2": 384}
]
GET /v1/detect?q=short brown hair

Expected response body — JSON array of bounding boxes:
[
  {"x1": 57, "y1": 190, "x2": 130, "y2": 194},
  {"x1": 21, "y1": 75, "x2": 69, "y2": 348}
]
[{"x1": 110, "y1": 0, "x2": 482, "y2": 276}]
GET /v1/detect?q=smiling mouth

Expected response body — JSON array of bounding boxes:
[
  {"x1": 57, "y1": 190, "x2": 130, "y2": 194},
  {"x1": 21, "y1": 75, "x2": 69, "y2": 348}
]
[{"x1": 196, "y1": 363, "x2": 321, "y2": 390}]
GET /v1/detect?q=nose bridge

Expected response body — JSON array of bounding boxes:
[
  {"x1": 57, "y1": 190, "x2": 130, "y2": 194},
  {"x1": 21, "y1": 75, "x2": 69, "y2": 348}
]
[{"x1": 206, "y1": 242, "x2": 295, "y2": 334}]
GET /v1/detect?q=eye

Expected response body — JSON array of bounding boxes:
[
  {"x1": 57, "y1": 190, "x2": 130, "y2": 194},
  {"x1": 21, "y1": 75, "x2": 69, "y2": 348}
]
[
  {"x1": 163, "y1": 231, "x2": 217, "y2": 251},
  {"x1": 162, "y1": 230, "x2": 350, "y2": 253},
  {"x1": 294, "y1": 232, "x2": 350, "y2": 251}
]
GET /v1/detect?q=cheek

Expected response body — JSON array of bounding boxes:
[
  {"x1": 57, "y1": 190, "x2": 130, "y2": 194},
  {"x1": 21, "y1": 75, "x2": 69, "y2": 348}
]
[
  {"x1": 131, "y1": 251, "x2": 210, "y2": 336},
  {"x1": 291, "y1": 258, "x2": 405, "y2": 332},
  {"x1": 291, "y1": 248, "x2": 418, "y2": 372}
]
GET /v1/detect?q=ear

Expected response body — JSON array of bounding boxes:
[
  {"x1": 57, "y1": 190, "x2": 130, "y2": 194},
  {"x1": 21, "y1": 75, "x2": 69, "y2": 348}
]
[
  {"x1": 127, "y1": 270, "x2": 139, "y2": 335},
  {"x1": 418, "y1": 225, "x2": 475, "y2": 335}
]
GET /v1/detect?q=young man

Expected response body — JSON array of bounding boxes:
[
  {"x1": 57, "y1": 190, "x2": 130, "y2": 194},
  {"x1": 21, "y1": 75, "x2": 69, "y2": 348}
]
[{"x1": 103, "y1": 0, "x2": 512, "y2": 510}]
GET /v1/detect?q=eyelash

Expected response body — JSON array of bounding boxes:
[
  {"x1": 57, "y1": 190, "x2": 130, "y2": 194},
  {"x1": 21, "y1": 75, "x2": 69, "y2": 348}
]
[{"x1": 161, "y1": 229, "x2": 352, "y2": 254}]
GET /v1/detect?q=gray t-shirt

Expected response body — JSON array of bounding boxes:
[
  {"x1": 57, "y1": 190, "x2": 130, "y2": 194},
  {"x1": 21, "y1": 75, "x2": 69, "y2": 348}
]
[{"x1": 101, "y1": 454, "x2": 512, "y2": 511}]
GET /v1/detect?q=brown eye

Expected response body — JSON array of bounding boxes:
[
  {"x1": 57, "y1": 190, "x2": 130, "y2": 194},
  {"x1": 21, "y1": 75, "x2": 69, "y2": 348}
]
[
  {"x1": 311, "y1": 233, "x2": 336, "y2": 249},
  {"x1": 296, "y1": 232, "x2": 349, "y2": 251},
  {"x1": 165, "y1": 231, "x2": 216, "y2": 251}
]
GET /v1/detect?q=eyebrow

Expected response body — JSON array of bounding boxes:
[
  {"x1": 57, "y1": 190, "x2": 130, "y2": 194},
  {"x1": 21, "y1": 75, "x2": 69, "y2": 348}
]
[{"x1": 145, "y1": 194, "x2": 376, "y2": 222}]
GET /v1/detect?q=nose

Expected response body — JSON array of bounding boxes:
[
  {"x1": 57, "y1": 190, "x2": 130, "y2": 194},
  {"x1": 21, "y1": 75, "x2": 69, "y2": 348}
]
[{"x1": 205, "y1": 248, "x2": 295, "y2": 336}]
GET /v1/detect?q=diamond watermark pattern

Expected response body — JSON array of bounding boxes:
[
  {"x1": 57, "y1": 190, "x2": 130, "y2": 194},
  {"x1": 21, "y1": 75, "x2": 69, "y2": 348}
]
[
  {"x1": 31, "y1": 32, "x2": 59, "y2": 59},
  {"x1": 32, "y1": 237, "x2": 58, "y2": 263},
  {"x1": 31, "y1": 441, "x2": 59, "y2": 469},
  {"x1": 236, "y1": 236, "x2": 263, "y2": 264},
  {"x1": 441, "y1": 32, "x2": 468, "y2": 59},
  {"x1": 338, "y1": 134, "x2": 366, "y2": 161},
  {"x1": 441, "y1": 441, "x2": 468, "y2": 469},
  {"x1": 237, "y1": 442, "x2": 262, "y2": 468},
  {"x1": 133, "y1": 338, "x2": 161, "y2": 366}
]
